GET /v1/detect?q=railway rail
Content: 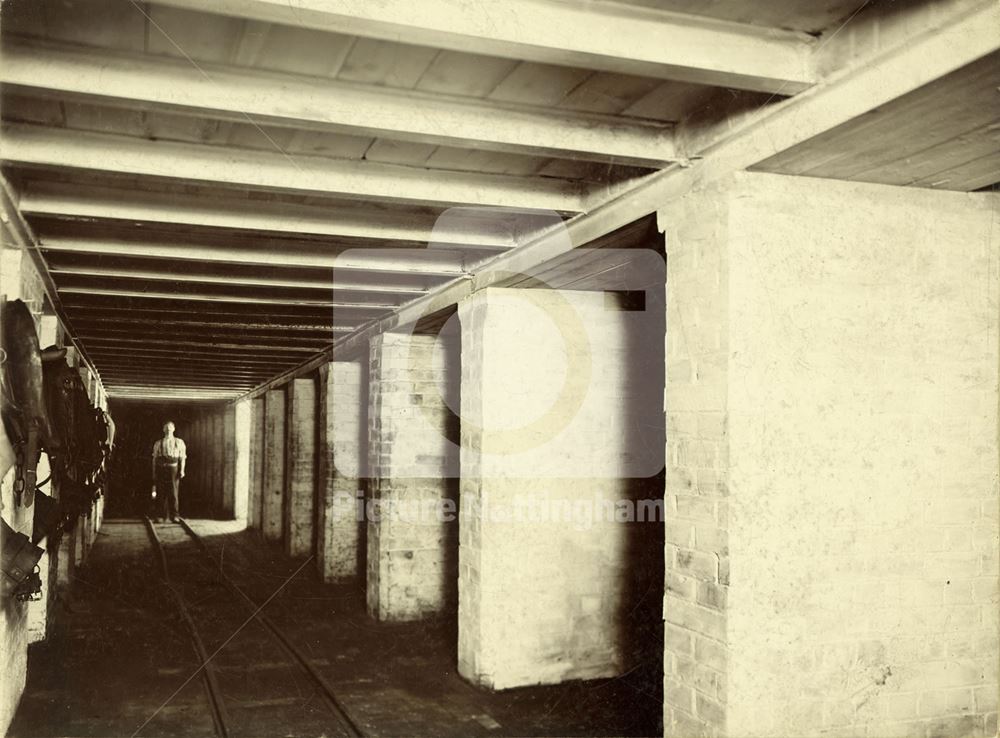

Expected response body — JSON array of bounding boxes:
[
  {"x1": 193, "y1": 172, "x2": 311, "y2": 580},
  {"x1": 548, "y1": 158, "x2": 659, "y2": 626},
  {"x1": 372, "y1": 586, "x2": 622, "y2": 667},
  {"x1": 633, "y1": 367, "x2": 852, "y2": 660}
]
[{"x1": 142, "y1": 517, "x2": 363, "y2": 738}]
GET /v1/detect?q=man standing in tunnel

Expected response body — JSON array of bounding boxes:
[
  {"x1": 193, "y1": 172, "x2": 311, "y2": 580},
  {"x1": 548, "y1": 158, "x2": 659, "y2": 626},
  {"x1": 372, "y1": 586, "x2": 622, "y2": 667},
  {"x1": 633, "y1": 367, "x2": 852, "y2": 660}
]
[{"x1": 151, "y1": 421, "x2": 186, "y2": 522}]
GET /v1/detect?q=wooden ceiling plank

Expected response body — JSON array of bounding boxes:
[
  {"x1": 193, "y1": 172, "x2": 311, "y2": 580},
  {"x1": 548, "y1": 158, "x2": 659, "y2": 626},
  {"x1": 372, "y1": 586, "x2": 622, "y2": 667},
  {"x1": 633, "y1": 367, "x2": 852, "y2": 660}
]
[
  {"x1": 906, "y1": 150, "x2": 1000, "y2": 191},
  {"x1": 845, "y1": 123, "x2": 1000, "y2": 186},
  {"x1": 751, "y1": 51, "x2": 1000, "y2": 177},
  {"x1": 3, "y1": 38, "x2": 678, "y2": 167},
  {"x1": 2, "y1": 123, "x2": 584, "y2": 212},
  {"x1": 147, "y1": 0, "x2": 816, "y2": 93}
]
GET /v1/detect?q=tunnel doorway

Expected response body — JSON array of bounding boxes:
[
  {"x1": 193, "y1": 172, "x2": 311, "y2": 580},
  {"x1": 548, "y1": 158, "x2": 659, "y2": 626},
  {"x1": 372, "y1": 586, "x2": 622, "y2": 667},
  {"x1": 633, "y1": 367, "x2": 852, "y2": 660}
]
[{"x1": 106, "y1": 399, "x2": 224, "y2": 519}]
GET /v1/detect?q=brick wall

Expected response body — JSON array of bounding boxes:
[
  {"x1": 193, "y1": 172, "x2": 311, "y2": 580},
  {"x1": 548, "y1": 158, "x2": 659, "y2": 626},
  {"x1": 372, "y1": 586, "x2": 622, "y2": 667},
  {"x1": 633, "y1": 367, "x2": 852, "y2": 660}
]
[
  {"x1": 1, "y1": 457, "x2": 33, "y2": 735},
  {"x1": 660, "y1": 171, "x2": 999, "y2": 738},
  {"x1": 1, "y1": 246, "x2": 107, "y2": 734},
  {"x1": 248, "y1": 397, "x2": 265, "y2": 529},
  {"x1": 233, "y1": 400, "x2": 250, "y2": 521},
  {"x1": 366, "y1": 331, "x2": 460, "y2": 621},
  {"x1": 316, "y1": 360, "x2": 366, "y2": 582},
  {"x1": 660, "y1": 185, "x2": 733, "y2": 737},
  {"x1": 457, "y1": 288, "x2": 664, "y2": 690},
  {"x1": 262, "y1": 389, "x2": 286, "y2": 543},
  {"x1": 284, "y1": 377, "x2": 317, "y2": 557}
]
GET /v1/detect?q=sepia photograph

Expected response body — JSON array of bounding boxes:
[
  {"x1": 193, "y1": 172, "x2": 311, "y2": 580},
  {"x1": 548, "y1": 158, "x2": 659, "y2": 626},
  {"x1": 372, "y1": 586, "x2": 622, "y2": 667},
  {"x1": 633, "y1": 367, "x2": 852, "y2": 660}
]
[{"x1": 0, "y1": 0, "x2": 997, "y2": 736}]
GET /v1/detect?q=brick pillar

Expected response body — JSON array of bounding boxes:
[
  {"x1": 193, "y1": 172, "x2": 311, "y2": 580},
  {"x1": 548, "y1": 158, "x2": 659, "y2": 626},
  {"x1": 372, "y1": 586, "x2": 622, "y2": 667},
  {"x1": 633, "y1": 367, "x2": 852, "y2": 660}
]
[
  {"x1": 366, "y1": 332, "x2": 459, "y2": 621},
  {"x1": 222, "y1": 405, "x2": 237, "y2": 519},
  {"x1": 234, "y1": 400, "x2": 251, "y2": 521},
  {"x1": 262, "y1": 389, "x2": 286, "y2": 543},
  {"x1": 456, "y1": 288, "x2": 664, "y2": 690},
  {"x1": 660, "y1": 172, "x2": 999, "y2": 737},
  {"x1": 316, "y1": 360, "x2": 365, "y2": 582},
  {"x1": 284, "y1": 378, "x2": 317, "y2": 557},
  {"x1": 248, "y1": 397, "x2": 266, "y2": 530}
]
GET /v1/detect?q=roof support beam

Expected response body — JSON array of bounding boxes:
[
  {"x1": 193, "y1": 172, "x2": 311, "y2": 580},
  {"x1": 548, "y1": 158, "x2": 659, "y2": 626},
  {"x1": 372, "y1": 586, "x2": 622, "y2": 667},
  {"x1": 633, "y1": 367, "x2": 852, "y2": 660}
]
[
  {"x1": 93, "y1": 358, "x2": 292, "y2": 372},
  {"x1": 56, "y1": 284, "x2": 399, "y2": 308},
  {"x1": 149, "y1": 0, "x2": 816, "y2": 93},
  {"x1": 39, "y1": 235, "x2": 474, "y2": 275},
  {"x1": 73, "y1": 315, "x2": 340, "y2": 331},
  {"x1": 49, "y1": 264, "x2": 435, "y2": 295},
  {"x1": 100, "y1": 370, "x2": 269, "y2": 381},
  {"x1": 61, "y1": 297, "x2": 362, "y2": 319},
  {"x1": 79, "y1": 335, "x2": 322, "y2": 352},
  {"x1": 2, "y1": 124, "x2": 584, "y2": 212},
  {"x1": 86, "y1": 345, "x2": 306, "y2": 362},
  {"x1": 3, "y1": 39, "x2": 677, "y2": 167},
  {"x1": 75, "y1": 324, "x2": 342, "y2": 342},
  {"x1": 19, "y1": 183, "x2": 515, "y2": 249},
  {"x1": 105, "y1": 382, "x2": 250, "y2": 402}
]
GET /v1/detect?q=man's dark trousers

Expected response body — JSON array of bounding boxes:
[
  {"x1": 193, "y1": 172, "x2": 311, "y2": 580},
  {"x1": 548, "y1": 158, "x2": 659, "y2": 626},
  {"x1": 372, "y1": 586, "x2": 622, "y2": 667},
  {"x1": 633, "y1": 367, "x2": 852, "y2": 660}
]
[{"x1": 155, "y1": 462, "x2": 180, "y2": 520}]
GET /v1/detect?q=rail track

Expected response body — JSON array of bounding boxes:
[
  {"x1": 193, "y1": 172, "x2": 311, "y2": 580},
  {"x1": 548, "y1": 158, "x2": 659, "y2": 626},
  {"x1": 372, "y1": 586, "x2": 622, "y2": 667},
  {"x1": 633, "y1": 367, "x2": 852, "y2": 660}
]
[{"x1": 142, "y1": 517, "x2": 363, "y2": 738}]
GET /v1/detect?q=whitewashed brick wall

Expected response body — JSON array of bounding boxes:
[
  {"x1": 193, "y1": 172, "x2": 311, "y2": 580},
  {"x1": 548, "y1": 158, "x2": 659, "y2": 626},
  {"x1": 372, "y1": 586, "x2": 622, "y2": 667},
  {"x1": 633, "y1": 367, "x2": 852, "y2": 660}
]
[
  {"x1": 284, "y1": 377, "x2": 316, "y2": 557},
  {"x1": 248, "y1": 397, "x2": 265, "y2": 529},
  {"x1": 660, "y1": 185, "x2": 732, "y2": 737},
  {"x1": 1, "y1": 247, "x2": 106, "y2": 733},
  {"x1": 316, "y1": 361, "x2": 365, "y2": 582},
  {"x1": 366, "y1": 332, "x2": 459, "y2": 621},
  {"x1": 457, "y1": 288, "x2": 664, "y2": 690},
  {"x1": 262, "y1": 389, "x2": 286, "y2": 543},
  {"x1": 661, "y1": 171, "x2": 999, "y2": 738}
]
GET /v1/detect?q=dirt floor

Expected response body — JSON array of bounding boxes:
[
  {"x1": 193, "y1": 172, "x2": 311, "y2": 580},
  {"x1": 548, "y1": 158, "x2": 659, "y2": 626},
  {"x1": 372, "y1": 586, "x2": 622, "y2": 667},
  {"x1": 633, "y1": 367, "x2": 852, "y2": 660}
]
[{"x1": 10, "y1": 519, "x2": 663, "y2": 737}]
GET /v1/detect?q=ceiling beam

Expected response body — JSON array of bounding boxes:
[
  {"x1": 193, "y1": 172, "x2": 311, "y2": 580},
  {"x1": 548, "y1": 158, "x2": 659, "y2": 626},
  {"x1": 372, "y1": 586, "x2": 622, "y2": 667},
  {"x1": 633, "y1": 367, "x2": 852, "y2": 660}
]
[
  {"x1": 55, "y1": 282, "x2": 401, "y2": 307},
  {"x1": 86, "y1": 347, "x2": 303, "y2": 364},
  {"x1": 74, "y1": 322, "x2": 341, "y2": 342},
  {"x1": 48, "y1": 264, "x2": 437, "y2": 295},
  {"x1": 39, "y1": 235, "x2": 474, "y2": 275},
  {"x1": 85, "y1": 347, "x2": 309, "y2": 363},
  {"x1": 148, "y1": 0, "x2": 815, "y2": 93},
  {"x1": 2, "y1": 124, "x2": 584, "y2": 212},
  {"x1": 61, "y1": 296, "x2": 363, "y2": 319},
  {"x1": 3, "y1": 38, "x2": 677, "y2": 167},
  {"x1": 72, "y1": 315, "x2": 339, "y2": 331},
  {"x1": 99, "y1": 371, "x2": 268, "y2": 382},
  {"x1": 99, "y1": 369, "x2": 270, "y2": 380},
  {"x1": 93, "y1": 358, "x2": 292, "y2": 372},
  {"x1": 77, "y1": 335, "x2": 322, "y2": 352},
  {"x1": 105, "y1": 383, "x2": 250, "y2": 396},
  {"x1": 19, "y1": 183, "x2": 515, "y2": 248},
  {"x1": 62, "y1": 305, "x2": 348, "y2": 326}
]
